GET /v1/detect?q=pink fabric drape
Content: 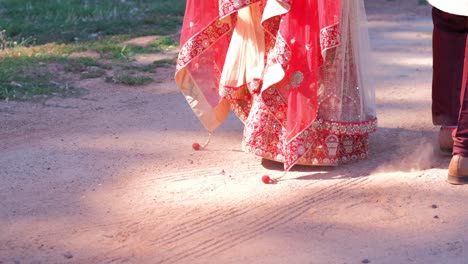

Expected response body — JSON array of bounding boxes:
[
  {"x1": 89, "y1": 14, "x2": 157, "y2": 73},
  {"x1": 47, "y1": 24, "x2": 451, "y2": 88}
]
[{"x1": 271, "y1": 0, "x2": 341, "y2": 141}]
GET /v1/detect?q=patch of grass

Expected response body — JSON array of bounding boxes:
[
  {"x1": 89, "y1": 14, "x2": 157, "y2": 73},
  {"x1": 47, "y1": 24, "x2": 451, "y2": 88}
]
[
  {"x1": 0, "y1": 66, "x2": 85, "y2": 102},
  {"x1": 122, "y1": 64, "x2": 157, "y2": 73},
  {"x1": 0, "y1": 0, "x2": 184, "y2": 101},
  {"x1": 90, "y1": 42, "x2": 155, "y2": 60},
  {"x1": 63, "y1": 57, "x2": 106, "y2": 73},
  {"x1": 153, "y1": 58, "x2": 177, "y2": 68},
  {"x1": 6, "y1": 80, "x2": 84, "y2": 101},
  {"x1": 69, "y1": 36, "x2": 163, "y2": 60},
  {"x1": 0, "y1": 0, "x2": 185, "y2": 44},
  {"x1": 107, "y1": 73, "x2": 153, "y2": 86},
  {"x1": 80, "y1": 66, "x2": 107, "y2": 79},
  {"x1": 0, "y1": 43, "x2": 71, "y2": 59},
  {"x1": 0, "y1": 56, "x2": 93, "y2": 101},
  {"x1": 148, "y1": 36, "x2": 178, "y2": 51}
]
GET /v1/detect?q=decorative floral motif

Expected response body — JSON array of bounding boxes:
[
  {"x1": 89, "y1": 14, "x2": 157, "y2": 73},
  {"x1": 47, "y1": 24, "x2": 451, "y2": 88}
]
[
  {"x1": 270, "y1": 36, "x2": 291, "y2": 67},
  {"x1": 290, "y1": 71, "x2": 304, "y2": 89},
  {"x1": 225, "y1": 84, "x2": 253, "y2": 123},
  {"x1": 177, "y1": 20, "x2": 232, "y2": 70},
  {"x1": 219, "y1": 0, "x2": 261, "y2": 18},
  {"x1": 325, "y1": 135, "x2": 339, "y2": 157},
  {"x1": 320, "y1": 24, "x2": 341, "y2": 51},
  {"x1": 242, "y1": 94, "x2": 376, "y2": 169}
]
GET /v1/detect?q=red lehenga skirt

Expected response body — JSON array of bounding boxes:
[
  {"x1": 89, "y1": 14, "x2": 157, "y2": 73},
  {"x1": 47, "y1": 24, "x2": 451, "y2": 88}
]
[{"x1": 175, "y1": 0, "x2": 377, "y2": 171}]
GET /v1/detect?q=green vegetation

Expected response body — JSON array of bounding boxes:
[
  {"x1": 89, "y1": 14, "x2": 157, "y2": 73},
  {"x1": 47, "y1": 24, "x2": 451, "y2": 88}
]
[
  {"x1": 0, "y1": 0, "x2": 185, "y2": 44},
  {"x1": 0, "y1": 0, "x2": 185, "y2": 101},
  {"x1": 107, "y1": 73, "x2": 153, "y2": 86},
  {"x1": 148, "y1": 36, "x2": 178, "y2": 51},
  {"x1": 153, "y1": 58, "x2": 177, "y2": 68},
  {"x1": 0, "y1": 57, "x2": 87, "y2": 101}
]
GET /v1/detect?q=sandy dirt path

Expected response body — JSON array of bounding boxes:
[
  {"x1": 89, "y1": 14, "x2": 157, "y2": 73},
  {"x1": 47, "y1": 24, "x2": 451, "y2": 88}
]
[{"x1": 1, "y1": 2, "x2": 468, "y2": 264}]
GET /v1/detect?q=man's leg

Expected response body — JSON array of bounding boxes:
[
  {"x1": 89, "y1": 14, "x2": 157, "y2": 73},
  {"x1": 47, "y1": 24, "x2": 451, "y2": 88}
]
[
  {"x1": 432, "y1": 7, "x2": 467, "y2": 126},
  {"x1": 448, "y1": 61, "x2": 468, "y2": 184},
  {"x1": 453, "y1": 43, "x2": 468, "y2": 156},
  {"x1": 446, "y1": 12, "x2": 468, "y2": 184},
  {"x1": 432, "y1": 7, "x2": 468, "y2": 157}
]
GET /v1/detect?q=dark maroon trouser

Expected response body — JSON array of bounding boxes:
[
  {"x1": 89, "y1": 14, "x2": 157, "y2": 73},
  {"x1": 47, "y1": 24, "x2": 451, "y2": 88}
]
[{"x1": 432, "y1": 7, "x2": 468, "y2": 156}]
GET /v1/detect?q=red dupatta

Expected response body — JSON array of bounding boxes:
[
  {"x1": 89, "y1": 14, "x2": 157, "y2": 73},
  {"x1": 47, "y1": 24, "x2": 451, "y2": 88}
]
[{"x1": 262, "y1": 0, "x2": 341, "y2": 142}]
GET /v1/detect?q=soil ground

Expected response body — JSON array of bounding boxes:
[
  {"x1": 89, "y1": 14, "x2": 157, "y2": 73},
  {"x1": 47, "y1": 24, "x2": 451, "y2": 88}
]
[{"x1": 2, "y1": 1, "x2": 468, "y2": 264}]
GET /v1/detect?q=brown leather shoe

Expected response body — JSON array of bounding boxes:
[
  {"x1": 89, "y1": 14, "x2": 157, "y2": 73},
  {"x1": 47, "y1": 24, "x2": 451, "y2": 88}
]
[
  {"x1": 447, "y1": 155, "x2": 468, "y2": 185},
  {"x1": 439, "y1": 126, "x2": 455, "y2": 156}
]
